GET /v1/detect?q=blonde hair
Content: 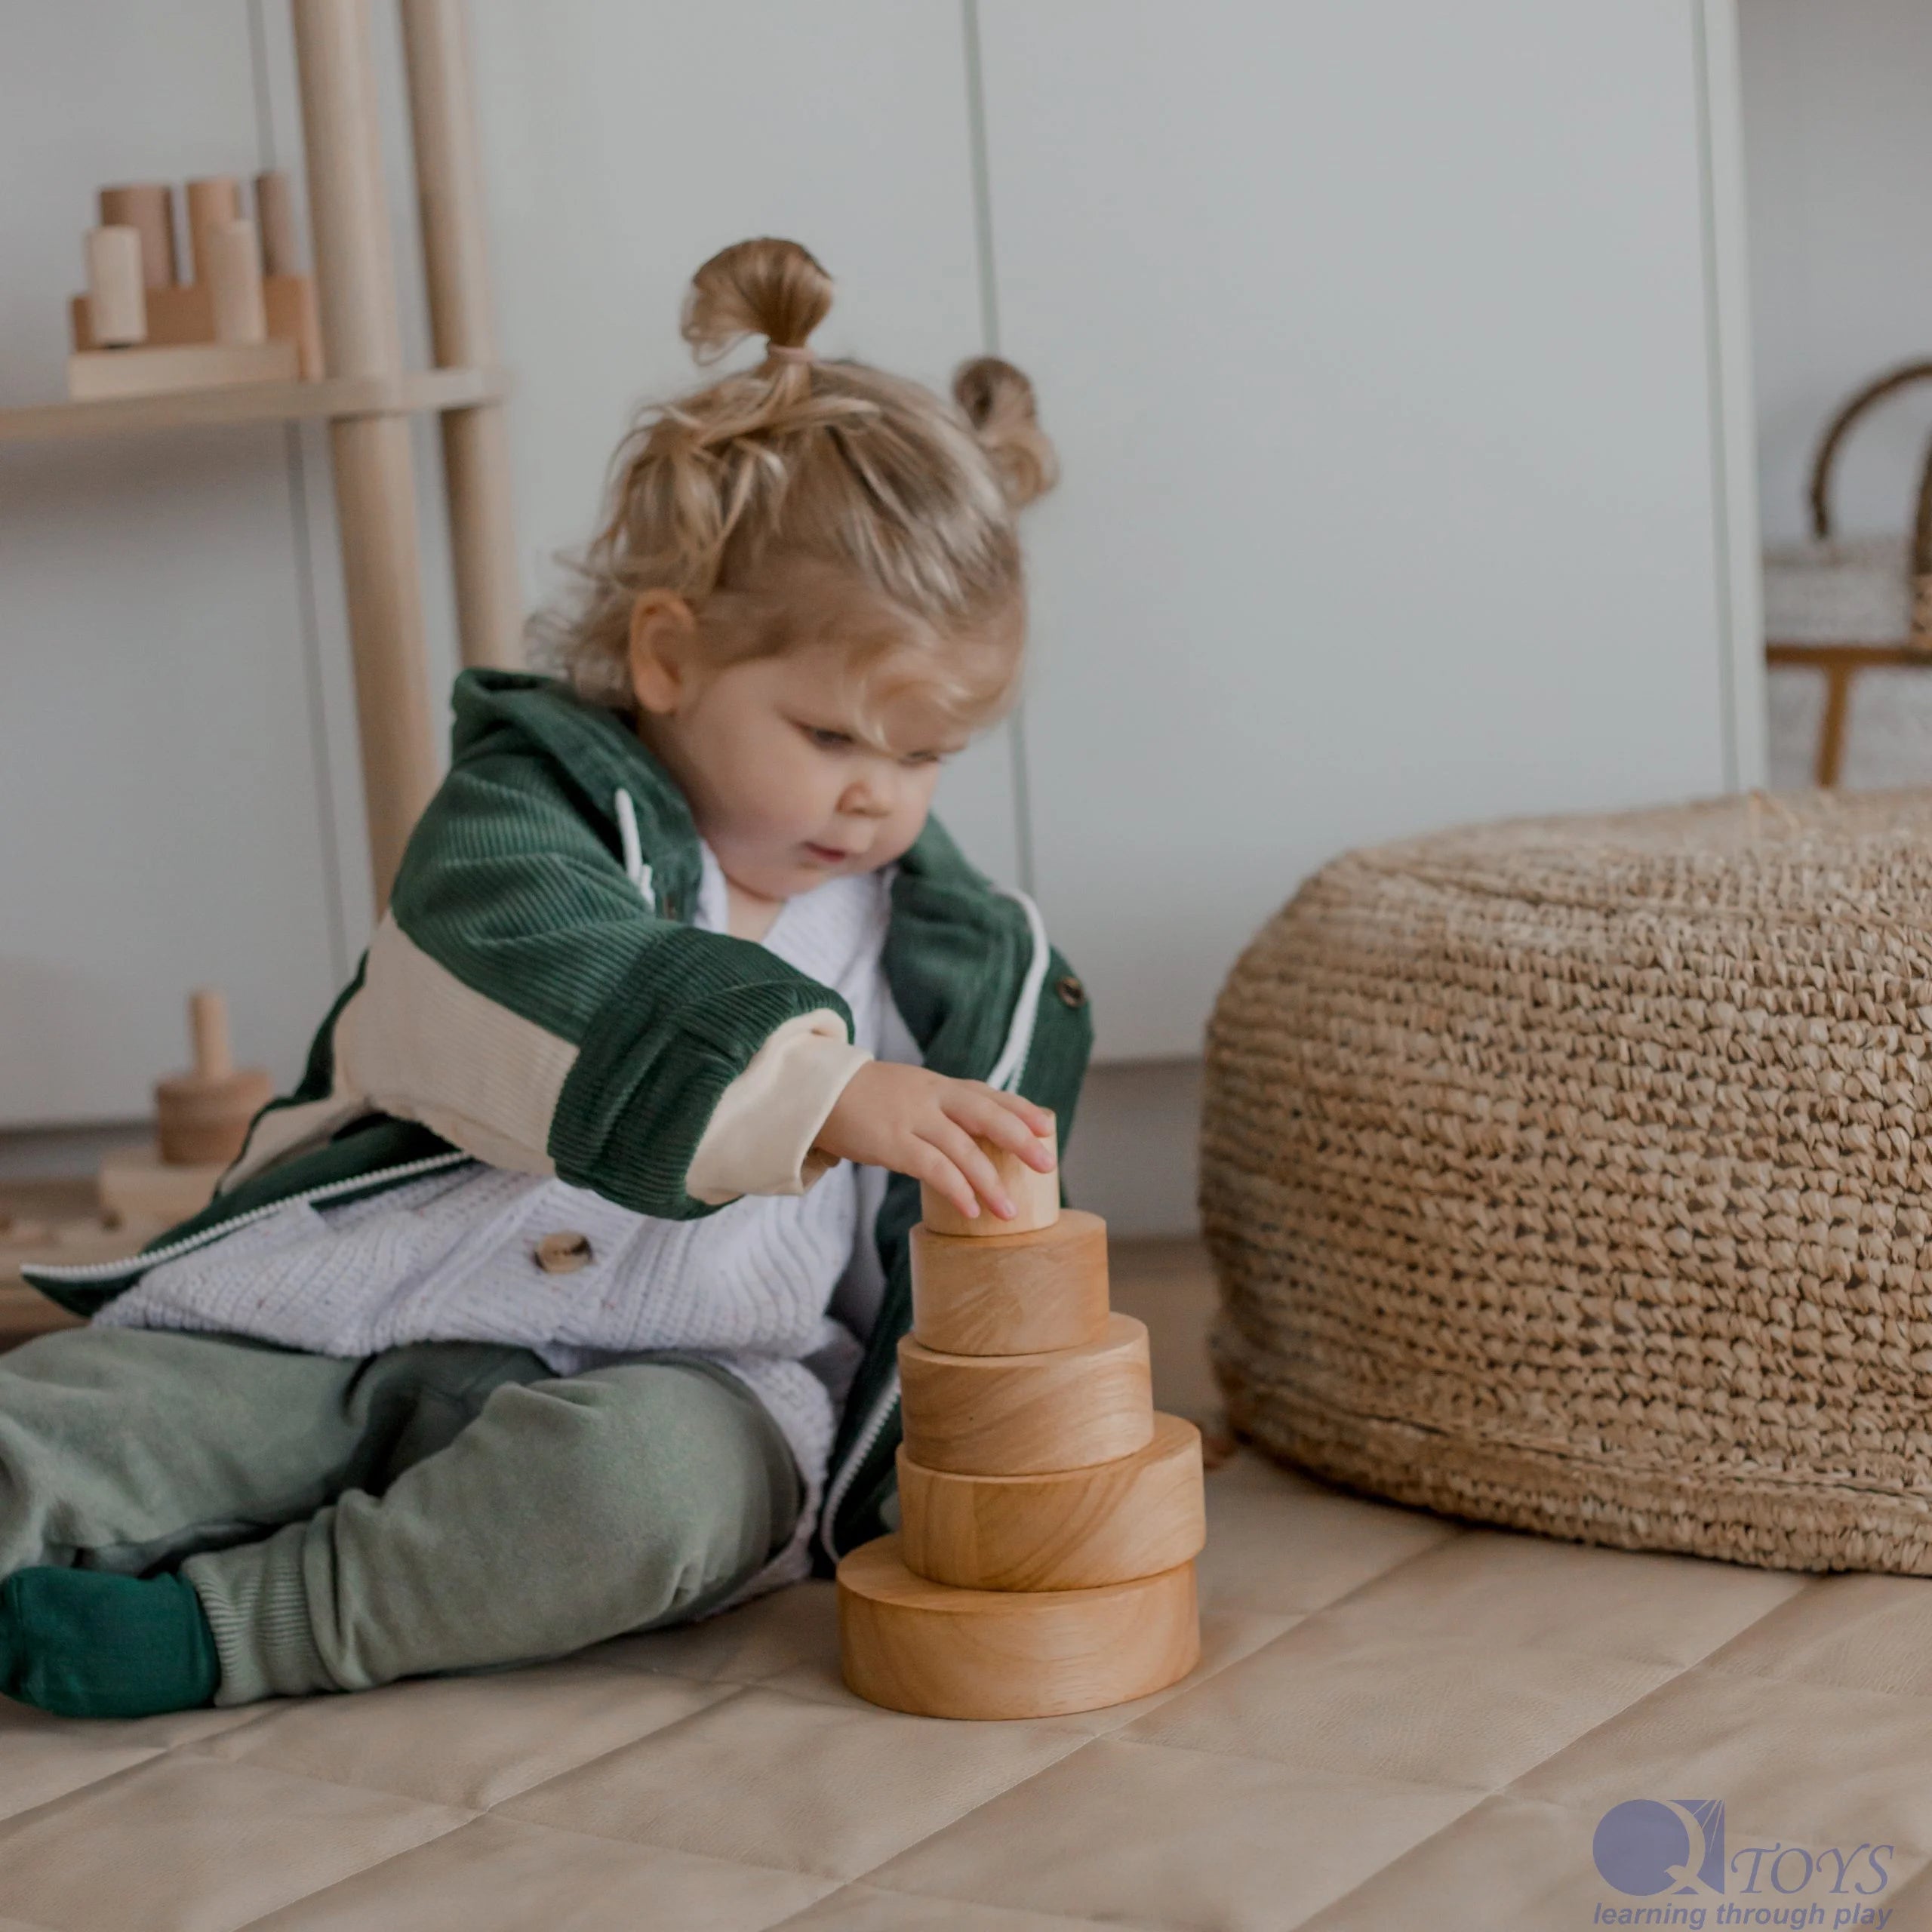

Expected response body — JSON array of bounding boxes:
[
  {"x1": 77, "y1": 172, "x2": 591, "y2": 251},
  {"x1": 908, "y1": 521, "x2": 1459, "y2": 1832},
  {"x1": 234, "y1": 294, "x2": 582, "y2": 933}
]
[{"x1": 531, "y1": 238, "x2": 1057, "y2": 737}]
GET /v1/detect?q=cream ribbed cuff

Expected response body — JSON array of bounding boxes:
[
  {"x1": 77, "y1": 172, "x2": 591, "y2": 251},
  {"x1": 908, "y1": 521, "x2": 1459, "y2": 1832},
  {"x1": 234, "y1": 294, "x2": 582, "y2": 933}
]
[{"x1": 685, "y1": 1011, "x2": 873, "y2": 1205}]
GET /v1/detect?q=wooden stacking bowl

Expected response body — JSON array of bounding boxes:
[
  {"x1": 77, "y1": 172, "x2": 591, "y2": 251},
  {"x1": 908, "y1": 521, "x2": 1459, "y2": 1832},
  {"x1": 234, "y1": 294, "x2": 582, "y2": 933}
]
[
  {"x1": 897, "y1": 1311, "x2": 1153, "y2": 1475},
  {"x1": 897, "y1": 1411, "x2": 1205, "y2": 1590},
  {"x1": 837, "y1": 1536, "x2": 1200, "y2": 1719},
  {"x1": 910, "y1": 1210, "x2": 1109, "y2": 1356}
]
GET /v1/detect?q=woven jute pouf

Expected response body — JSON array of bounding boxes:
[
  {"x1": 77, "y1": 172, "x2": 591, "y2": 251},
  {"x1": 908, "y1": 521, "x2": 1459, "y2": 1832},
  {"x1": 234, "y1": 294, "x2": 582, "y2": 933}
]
[{"x1": 1201, "y1": 788, "x2": 1932, "y2": 1574}]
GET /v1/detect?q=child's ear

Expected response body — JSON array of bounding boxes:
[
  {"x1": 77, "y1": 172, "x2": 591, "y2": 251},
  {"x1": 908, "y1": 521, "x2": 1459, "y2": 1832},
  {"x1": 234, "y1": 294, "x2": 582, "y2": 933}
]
[{"x1": 627, "y1": 590, "x2": 698, "y2": 715}]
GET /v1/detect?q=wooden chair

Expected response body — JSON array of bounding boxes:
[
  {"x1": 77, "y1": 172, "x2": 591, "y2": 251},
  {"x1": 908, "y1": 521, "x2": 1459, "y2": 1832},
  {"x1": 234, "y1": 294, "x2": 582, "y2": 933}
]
[{"x1": 1764, "y1": 360, "x2": 1932, "y2": 786}]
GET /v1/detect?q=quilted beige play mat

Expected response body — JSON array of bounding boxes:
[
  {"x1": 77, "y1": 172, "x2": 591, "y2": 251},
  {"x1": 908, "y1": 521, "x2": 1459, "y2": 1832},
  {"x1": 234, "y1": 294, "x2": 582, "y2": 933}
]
[{"x1": 4, "y1": 1441, "x2": 1931, "y2": 1930}]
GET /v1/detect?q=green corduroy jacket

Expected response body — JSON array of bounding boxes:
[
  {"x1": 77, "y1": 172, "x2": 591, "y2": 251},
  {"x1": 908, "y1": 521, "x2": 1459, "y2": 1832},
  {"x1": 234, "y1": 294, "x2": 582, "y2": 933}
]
[{"x1": 23, "y1": 667, "x2": 1094, "y2": 1575}]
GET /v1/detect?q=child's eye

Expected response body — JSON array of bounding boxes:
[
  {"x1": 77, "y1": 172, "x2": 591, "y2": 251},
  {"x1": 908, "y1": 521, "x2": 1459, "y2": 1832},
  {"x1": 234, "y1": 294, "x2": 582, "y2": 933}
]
[{"x1": 804, "y1": 726, "x2": 853, "y2": 751}]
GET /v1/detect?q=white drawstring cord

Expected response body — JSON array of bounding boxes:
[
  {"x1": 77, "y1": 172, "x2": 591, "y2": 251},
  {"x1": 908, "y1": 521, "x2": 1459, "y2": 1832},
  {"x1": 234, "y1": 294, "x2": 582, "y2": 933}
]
[
  {"x1": 986, "y1": 887, "x2": 1051, "y2": 1092},
  {"x1": 614, "y1": 789, "x2": 655, "y2": 912}
]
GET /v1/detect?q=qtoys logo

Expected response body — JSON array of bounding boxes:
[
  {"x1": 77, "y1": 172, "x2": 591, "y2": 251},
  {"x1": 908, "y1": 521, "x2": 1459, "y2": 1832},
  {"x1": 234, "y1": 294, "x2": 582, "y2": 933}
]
[{"x1": 1589, "y1": 1799, "x2": 1894, "y2": 1929}]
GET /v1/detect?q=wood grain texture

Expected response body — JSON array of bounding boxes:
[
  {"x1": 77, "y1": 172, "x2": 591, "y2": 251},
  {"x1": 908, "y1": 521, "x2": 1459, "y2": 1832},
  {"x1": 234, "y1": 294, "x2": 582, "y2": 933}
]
[
  {"x1": 98, "y1": 183, "x2": 177, "y2": 288},
  {"x1": 183, "y1": 176, "x2": 242, "y2": 287},
  {"x1": 255, "y1": 169, "x2": 302, "y2": 277},
  {"x1": 71, "y1": 276, "x2": 322, "y2": 378},
  {"x1": 897, "y1": 1411, "x2": 1205, "y2": 1590},
  {"x1": 8, "y1": 366, "x2": 500, "y2": 442},
  {"x1": 295, "y1": 0, "x2": 436, "y2": 910},
  {"x1": 918, "y1": 1121, "x2": 1059, "y2": 1238},
  {"x1": 66, "y1": 340, "x2": 298, "y2": 401},
  {"x1": 837, "y1": 1536, "x2": 1199, "y2": 1718},
  {"x1": 910, "y1": 1209, "x2": 1109, "y2": 1356},
  {"x1": 897, "y1": 1310, "x2": 1153, "y2": 1475},
  {"x1": 208, "y1": 220, "x2": 267, "y2": 345},
  {"x1": 400, "y1": 0, "x2": 523, "y2": 669}
]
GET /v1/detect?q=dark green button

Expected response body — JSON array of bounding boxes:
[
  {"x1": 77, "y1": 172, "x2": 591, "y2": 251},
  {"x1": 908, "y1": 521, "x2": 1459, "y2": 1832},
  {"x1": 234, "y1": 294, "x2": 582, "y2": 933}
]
[{"x1": 1055, "y1": 974, "x2": 1087, "y2": 1009}]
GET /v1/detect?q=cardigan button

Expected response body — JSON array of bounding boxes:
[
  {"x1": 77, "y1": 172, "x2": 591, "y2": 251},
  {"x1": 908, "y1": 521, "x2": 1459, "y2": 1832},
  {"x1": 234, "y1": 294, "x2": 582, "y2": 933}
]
[
  {"x1": 1054, "y1": 974, "x2": 1088, "y2": 1010},
  {"x1": 534, "y1": 1230, "x2": 594, "y2": 1275}
]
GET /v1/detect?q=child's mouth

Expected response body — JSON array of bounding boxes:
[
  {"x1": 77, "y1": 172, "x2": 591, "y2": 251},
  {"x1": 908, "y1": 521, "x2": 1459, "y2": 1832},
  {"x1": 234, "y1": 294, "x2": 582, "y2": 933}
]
[{"x1": 804, "y1": 842, "x2": 851, "y2": 866}]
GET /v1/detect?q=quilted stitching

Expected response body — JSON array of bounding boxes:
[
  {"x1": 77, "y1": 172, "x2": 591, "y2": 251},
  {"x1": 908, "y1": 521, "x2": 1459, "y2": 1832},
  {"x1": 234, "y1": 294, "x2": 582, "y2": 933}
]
[{"x1": 4, "y1": 1269, "x2": 1932, "y2": 1929}]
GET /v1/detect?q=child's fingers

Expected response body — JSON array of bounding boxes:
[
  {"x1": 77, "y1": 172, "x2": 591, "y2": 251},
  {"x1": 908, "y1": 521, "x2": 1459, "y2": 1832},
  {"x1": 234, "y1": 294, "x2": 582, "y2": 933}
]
[
  {"x1": 926, "y1": 1118, "x2": 1016, "y2": 1218},
  {"x1": 983, "y1": 1088, "x2": 1056, "y2": 1139},
  {"x1": 910, "y1": 1145, "x2": 980, "y2": 1220},
  {"x1": 949, "y1": 1091, "x2": 1057, "y2": 1171}
]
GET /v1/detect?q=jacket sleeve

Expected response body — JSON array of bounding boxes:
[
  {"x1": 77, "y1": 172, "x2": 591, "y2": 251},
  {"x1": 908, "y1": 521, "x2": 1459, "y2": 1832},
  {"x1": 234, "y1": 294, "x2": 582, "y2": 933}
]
[{"x1": 336, "y1": 750, "x2": 866, "y2": 1219}]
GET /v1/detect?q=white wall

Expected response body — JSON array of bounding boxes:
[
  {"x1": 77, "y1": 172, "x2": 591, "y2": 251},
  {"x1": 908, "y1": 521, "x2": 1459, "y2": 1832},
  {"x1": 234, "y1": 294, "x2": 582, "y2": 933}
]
[{"x1": 977, "y1": 0, "x2": 1759, "y2": 1057}]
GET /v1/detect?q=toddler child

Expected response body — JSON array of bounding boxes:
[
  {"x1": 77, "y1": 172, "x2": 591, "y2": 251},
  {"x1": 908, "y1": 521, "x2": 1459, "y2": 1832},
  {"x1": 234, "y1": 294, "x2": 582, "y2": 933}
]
[{"x1": 7, "y1": 237, "x2": 1091, "y2": 1718}]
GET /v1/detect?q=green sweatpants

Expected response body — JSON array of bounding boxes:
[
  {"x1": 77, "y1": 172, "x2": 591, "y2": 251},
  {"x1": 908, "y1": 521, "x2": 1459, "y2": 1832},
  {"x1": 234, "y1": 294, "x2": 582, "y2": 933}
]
[{"x1": 0, "y1": 1323, "x2": 804, "y2": 1706}]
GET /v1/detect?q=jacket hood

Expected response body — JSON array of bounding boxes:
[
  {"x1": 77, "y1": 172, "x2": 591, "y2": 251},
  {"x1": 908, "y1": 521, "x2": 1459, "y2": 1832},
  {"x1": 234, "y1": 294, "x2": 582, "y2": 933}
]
[{"x1": 449, "y1": 668, "x2": 699, "y2": 863}]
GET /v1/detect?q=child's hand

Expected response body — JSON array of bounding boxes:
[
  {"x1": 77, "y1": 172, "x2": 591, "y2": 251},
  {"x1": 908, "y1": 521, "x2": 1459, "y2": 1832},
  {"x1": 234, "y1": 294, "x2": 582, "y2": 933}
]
[{"x1": 814, "y1": 1063, "x2": 1056, "y2": 1223}]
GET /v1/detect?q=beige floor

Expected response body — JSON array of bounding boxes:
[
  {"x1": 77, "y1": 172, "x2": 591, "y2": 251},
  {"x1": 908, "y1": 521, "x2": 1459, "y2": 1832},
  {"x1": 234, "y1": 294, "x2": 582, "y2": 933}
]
[{"x1": 6, "y1": 1241, "x2": 1932, "y2": 1929}]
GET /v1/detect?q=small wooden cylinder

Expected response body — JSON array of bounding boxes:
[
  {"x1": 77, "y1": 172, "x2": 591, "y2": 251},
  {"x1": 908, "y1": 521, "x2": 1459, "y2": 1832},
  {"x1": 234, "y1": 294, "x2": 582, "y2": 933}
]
[
  {"x1": 254, "y1": 169, "x2": 302, "y2": 275},
  {"x1": 897, "y1": 1412, "x2": 1206, "y2": 1591},
  {"x1": 910, "y1": 1210, "x2": 1110, "y2": 1357},
  {"x1": 189, "y1": 988, "x2": 232, "y2": 1079},
  {"x1": 838, "y1": 1538, "x2": 1200, "y2": 1719},
  {"x1": 155, "y1": 1069, "x2": 275, "y2": 1167},
  {"x1": 918, "y1": 1116, "x2": 1059, "y2": 1238},
  {"x1": 154, "y1": 990, "x2": 275, "y2": 1166},
  {"x1": 99, "y1": 183, "x2": 177, "y2": 288},
  {"x1": 898, "y1": 1311, "x2": 1153, "y2": 1476},
  {"x1": 185, "y1": 176, "x2": 242, "y2": 286},
  {"x1": 208, "y1": 220, "x2": 267, "y2": 343},
  {"x1": 85, "y1": 227, "x2": 146, "y2": 346}
]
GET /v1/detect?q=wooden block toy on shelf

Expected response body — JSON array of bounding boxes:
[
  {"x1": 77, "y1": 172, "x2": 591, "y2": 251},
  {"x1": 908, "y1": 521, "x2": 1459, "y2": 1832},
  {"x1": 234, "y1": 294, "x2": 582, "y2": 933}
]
[
  {"x1": 208, "y1": 220, "x2": 267, "y2": 344},
  {"x1": 71, "y1": 279, "x2": 321, "y2": 379},
  {"x1": 154, "y1": 988, "x2": 275, "y2": 1166},
  {"x1": 838, "y1": 1121, "x2": 1206, "y2": 1720},
  {"x1": 98, "y1": 183, "x2": 178, "y2": 288},
  {"x1": 66, "y1": 169, "x2": 323, "y2": 388},
  {"x1": 255, "y1": 168, "x2": 301, "y2": 276},
  {"x1": 68, "y1": 339, "x2": 298, "y2": 401},
  {"x1": 85, "y1": 226, "x2": 146, "y2": 346},
  {"x1": 184, "y1": 175, "x2": 242, "y2": 287}
]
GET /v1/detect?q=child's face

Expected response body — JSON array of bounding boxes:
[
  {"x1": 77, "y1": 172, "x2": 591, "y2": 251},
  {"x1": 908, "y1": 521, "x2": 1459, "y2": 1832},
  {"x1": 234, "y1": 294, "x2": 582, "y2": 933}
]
[{"x1": 629, "y1": 592, "x2": 976, "y2": 903}]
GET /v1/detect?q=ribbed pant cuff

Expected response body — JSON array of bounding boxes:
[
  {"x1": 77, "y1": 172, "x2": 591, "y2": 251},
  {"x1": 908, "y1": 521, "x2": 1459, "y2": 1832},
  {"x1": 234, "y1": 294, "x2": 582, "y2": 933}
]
[{"x1": 180, "y1": 1521, "x2": 333, "y2": 1706}]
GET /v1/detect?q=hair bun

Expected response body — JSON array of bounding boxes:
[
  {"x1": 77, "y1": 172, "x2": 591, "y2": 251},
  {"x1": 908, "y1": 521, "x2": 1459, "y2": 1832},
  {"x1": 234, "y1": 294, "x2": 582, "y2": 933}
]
[
  {"x1": 681, "y1": 237, "x2": 833, "y2": 365},
  {"x1": 953, "y1": 355, "x2": 1058, "y2": 509}
]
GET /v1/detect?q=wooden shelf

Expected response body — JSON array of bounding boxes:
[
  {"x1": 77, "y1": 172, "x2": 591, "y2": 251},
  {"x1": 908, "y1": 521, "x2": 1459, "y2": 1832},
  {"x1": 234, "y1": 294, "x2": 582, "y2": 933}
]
[{"x1": 0, "y1": 363, "x2": 507, "y2": 445}]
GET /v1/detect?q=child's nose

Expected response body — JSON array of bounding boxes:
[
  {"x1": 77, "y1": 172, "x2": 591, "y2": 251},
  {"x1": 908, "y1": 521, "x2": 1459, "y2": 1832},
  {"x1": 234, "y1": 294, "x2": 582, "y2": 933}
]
[{"x1": 838, "y1": 777, "x2": 894, "y2": 817}]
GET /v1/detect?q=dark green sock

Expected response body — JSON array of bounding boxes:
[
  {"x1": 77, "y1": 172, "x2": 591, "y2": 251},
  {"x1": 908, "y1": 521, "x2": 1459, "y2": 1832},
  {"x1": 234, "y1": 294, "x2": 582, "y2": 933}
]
[{"x1": 0, "y1": 1567, "x2": 220, "y2": 1719}]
